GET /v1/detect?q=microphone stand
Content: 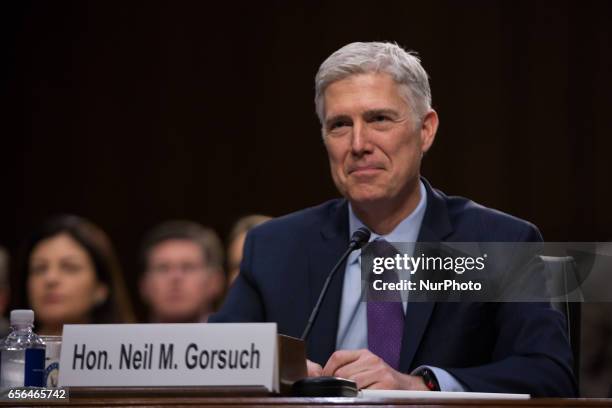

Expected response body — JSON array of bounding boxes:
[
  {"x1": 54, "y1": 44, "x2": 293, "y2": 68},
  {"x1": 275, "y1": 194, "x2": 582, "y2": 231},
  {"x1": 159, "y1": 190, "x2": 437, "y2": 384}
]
[{"x1": 292, "y1": 228, "x2": 370, "y2": 397}]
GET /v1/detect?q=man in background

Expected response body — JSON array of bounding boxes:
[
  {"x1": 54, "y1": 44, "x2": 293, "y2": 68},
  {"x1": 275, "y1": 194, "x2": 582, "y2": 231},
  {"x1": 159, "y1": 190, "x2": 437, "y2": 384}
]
[{"x1": 139, "y1": 221, "x2": 224, "y2": 323}]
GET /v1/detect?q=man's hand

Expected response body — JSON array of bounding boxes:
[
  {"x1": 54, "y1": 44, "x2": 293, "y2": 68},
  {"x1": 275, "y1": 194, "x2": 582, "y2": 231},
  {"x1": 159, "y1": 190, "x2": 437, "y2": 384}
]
[
  {"x1": 322, "y1": 349, "x2": 430, "y2": 390},
  {"x1": 307, "y1": 359, "x2": 323, "y2": 377}
]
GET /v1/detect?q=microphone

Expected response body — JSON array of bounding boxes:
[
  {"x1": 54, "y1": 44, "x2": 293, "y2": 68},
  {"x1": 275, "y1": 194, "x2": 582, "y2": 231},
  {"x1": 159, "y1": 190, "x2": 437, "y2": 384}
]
[
  {"x1": 293, "y1": 227, "x2": 370, "y2": 397},
  {"x1": 300, "y1": 227, "x2": 371, "y2": 341}
]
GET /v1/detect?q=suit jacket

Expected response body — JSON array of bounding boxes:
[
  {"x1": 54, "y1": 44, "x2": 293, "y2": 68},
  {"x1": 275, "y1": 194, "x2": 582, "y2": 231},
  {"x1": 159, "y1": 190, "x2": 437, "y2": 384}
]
[{"x1": 211, "y1": 178, "x2": 577, "y2": 397}]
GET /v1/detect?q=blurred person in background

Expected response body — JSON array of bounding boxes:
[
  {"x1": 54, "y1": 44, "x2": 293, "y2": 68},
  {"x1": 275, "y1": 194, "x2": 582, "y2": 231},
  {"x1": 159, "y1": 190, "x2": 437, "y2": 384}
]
[
  {"x1": 0, "y1": 246, "x2": 10, "y2": 337},
  {"x1": 18, "y1": 215, "x2": 135, "y2": 335},
  {"x1": 139, "y1": 221, "x2": 224, "y2": 323},
  {"x1": 226, "y1": 215, "x2": 271, "y2": 285}
]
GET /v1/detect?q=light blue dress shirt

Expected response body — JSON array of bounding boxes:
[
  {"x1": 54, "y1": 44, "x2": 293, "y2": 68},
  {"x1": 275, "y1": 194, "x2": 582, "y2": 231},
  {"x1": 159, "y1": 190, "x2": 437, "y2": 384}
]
[{"x1": 335, "y1": 180, "x2": 466, "y2": 392}]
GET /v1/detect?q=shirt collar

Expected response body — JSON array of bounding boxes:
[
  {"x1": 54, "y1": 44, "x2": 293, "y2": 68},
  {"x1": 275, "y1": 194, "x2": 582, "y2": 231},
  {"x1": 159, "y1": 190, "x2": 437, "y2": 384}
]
[{"x1": 347, "y1": 180, "x2": 428, "y2": 263}]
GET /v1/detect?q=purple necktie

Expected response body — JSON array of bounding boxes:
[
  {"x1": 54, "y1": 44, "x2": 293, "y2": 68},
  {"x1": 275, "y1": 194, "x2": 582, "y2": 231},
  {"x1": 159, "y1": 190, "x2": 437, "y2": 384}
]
[{"x1": 367, "y1": 239, "x2": 405, "y2": 370}]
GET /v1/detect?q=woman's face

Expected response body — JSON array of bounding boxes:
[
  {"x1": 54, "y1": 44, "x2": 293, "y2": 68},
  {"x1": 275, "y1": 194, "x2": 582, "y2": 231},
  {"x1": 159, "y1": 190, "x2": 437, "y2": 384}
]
[{"x1": 28, "y1": 233, "x2": 108, "y2": 328}]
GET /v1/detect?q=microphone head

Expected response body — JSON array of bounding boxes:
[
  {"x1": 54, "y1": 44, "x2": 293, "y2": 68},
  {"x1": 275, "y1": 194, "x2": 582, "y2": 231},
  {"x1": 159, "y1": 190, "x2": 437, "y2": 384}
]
[{"x1": 350, "y1": 227, "x2": 371, "y2": 249}]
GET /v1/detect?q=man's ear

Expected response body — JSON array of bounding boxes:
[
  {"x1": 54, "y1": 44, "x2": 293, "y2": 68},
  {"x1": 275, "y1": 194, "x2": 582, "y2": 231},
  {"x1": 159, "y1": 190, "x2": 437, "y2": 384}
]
[{"x1": 419, "y1": 109, "x2": 439, "y2": 154}]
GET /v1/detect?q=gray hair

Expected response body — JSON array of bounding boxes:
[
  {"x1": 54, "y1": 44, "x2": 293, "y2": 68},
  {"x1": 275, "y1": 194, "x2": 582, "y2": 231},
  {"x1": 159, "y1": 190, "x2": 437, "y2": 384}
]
[{"x1": 314, "y1": 42, "x2": 432, "y2": 124}]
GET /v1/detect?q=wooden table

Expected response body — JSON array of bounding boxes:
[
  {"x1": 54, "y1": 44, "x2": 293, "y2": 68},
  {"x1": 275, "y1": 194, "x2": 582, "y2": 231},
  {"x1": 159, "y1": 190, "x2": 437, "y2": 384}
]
[{"x1": 2, "y1": 388, "x2": 611, "y2": 407}]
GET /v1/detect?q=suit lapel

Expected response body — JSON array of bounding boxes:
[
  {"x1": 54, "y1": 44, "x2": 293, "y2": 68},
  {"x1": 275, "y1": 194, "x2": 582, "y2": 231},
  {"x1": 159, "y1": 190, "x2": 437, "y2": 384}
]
[
  {"x1": 304, "y1": 181, "x2": 454, "y2": 369},
  {"x1": 399, "y1": 178, "x2": 453, "y2": 372},
  {"x1": 306, "y1": 200, "x2": 350, "y2": 365}
]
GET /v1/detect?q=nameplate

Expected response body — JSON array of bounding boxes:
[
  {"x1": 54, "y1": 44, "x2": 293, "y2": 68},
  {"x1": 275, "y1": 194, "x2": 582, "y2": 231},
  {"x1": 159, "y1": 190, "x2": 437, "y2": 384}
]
[{"x1": 58, "y1": 323, "x2": 278, "y2": 392}]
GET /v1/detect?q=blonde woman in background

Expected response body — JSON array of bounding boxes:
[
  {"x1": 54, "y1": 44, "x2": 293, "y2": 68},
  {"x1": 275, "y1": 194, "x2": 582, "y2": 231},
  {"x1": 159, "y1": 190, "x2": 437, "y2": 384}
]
[{"x1": 226, "y1": 215, "x2": 272, "y2": 285}]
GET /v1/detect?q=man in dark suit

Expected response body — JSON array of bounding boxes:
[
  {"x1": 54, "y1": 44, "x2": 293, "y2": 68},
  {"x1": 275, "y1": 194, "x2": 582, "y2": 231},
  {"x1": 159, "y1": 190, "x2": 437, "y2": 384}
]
[{"x1": 211, "y1": 42, "x2": 576, "y2": 396}]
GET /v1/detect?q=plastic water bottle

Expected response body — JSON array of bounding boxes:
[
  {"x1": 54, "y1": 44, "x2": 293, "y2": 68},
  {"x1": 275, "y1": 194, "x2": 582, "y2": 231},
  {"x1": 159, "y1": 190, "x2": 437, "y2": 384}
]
[{"x1": 0, "y1": 310, "x2": 46, "y2": 389}]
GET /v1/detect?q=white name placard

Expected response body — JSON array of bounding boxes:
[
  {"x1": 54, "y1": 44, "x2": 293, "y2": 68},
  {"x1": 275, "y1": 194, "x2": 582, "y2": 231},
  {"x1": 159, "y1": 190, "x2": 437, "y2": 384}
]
[{"x1": 58, "y1": 323, "x2": 278, "y2": 391}]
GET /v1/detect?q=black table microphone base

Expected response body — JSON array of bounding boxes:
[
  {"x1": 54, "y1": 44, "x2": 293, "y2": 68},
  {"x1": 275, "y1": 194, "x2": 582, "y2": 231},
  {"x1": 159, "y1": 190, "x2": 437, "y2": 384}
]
[{"x1": 291, "y1": 376, "x2": 358, "y2": 397}]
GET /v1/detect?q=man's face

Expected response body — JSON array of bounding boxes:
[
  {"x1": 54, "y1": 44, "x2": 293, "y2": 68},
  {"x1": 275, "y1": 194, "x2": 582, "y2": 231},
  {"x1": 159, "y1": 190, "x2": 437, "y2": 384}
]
[
  {"x1": 140, "y1": 239, "x2": 220, "y2": 322},
  {"x1": 322, "y1": 72, "x2": 437, "y2": 208}
]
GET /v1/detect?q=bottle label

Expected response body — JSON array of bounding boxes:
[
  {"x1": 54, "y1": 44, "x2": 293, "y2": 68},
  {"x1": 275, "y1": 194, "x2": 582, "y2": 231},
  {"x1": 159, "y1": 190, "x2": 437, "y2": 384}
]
[{"x1": 24, "y1": 349, "x2": 45, "y2": 387}]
